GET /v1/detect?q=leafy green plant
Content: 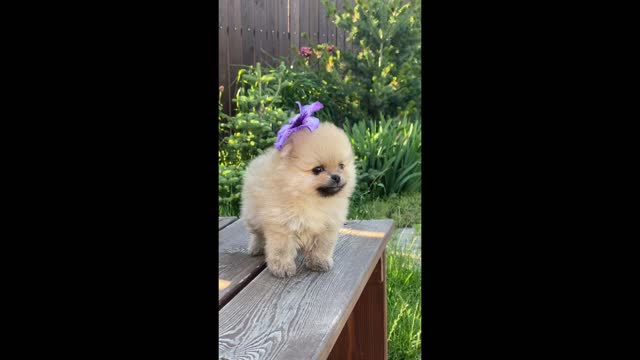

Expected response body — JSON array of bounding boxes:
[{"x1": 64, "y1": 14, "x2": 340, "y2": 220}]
[
  {"x1": 219, "y1": 63, "x2": 293, "y2": 213},
  {"x1": 218, "y1": 0, "x2": 423, "y2": 212},
  {"x1": 281, "y1": 38, "x2": 365, "y2": 127},
  {"x1": 218, "y1": 58, "x2": 358, "y2": 214},
  {"x1": 346, "y1": 114, "x2": 422, "y2": 199},
  {"x1": 323, "y1": 0, "x2": 422, "y2": 119}
]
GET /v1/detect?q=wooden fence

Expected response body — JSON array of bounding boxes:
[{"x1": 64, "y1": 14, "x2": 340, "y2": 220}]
[{"x1": 218, "y1": 0, "x2": 356, "y2": 115}]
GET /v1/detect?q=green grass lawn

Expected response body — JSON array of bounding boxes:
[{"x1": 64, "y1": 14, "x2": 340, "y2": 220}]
[
  {"x1": 221, "y1": 192, "x2": 422, "y2": 227},
  {"x1": 386, "y1": 225, "x2": 422, "y2": 359},
  {"x1": 349, "y1": 192, "x2": 421, "y2": 228}
]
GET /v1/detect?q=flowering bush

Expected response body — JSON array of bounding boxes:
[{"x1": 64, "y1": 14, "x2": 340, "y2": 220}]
[
  {"x1": 299, "y1": 47, "x2": 313, "y2": 59},
  {"x1": 278, "y1": 0, "x2": 422, "y2": 124},
  {"x1": 279, "y1": 40, "x2": 365, "y2": 127}
]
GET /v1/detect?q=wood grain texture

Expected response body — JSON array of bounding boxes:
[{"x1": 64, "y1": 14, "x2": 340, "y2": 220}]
[
  {"x1": 328, "y1": 257, "x2": 388, "y2": 360},
  {"x1": 253, "y1": 0, "x2": 267, "y2": 66},
  {"x1": 219, "y1": 219, "x2": 394, "y2": 360},
  {"x1": 218, "y1": 219, "x2": 267, "y2": 309},
  {"x1": 298, "y1": 0, "x2": 309, "y2": 47},
  {"x1": 336, "y1": 0, "x2": 345, "y2": 50},
  {"x1": 228, "y1": 0, "x2": 244, "y2": 109},
  {"x1": 264, "y1": 0, "x2": 278, "y2": 66},
  {"x1": 277, "y1": 0, "x2": 290, "y2": 61},
  {"x1": 290, "y1": 0, "x2": 300, "y2": 53},
  {"x1": 219, "y1": 217, "x2": 238, "y2": 230},
  {"x1": 219, "y1": 0, "x2": 231, "y2": 114},
  {"x1": 309, "y1": 0, "x2": 319, "y2": 45},
  {"x1": 318, "y1": 0, "x2": 329, "y2": 44},
  {"x1": 241, "y1": 0, "x2": 256, "y2": 66},
  {"x1": 328, "y1": 0, "x2": 338, "y2": 46}
]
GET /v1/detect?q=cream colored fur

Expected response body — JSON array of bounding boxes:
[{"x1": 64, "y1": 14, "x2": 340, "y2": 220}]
[{"x1": 240, "y1": 122, "x2": 356, "y2": 277}]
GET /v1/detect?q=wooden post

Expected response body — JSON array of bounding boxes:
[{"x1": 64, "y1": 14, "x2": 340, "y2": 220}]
[
  {"x1": 219, "y1": 0, "x2": 230, "y2": 115},
  {"x1": 241, "y1": 0, "x2": 256, "y2": 66},
  {"x1": 336, "y1": 0, "x2": 345, "y2": 50},
  {"x1": 227, "y1": 0, "x2": 243, "y2": 115},
  {"x1": 290, "y1": 0, "x2": 300, "y2": 54},
  {"x1": 318, "y1": 0, "x2": 329, "y2": 45},
  {"x1": 328, "y1": 254, "x2": 388, "y2": 360},
  {"x1": 309, "y1": 0, "x2": 319, "y2": 45}
]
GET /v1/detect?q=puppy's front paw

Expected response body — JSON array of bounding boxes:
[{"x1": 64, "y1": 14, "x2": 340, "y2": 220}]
[
  {"x1": 247, "y1": 234, "x2": 265, "y2": 256},
  {"x1": 247, "y1": 242, "x2": 264, "y2": 256},
  {"x1": 305, "y1": 257, "x2": 334, "y2": 272},
  {"x1": 267, "y1": 259, "x2": 297, "y2": 278}
]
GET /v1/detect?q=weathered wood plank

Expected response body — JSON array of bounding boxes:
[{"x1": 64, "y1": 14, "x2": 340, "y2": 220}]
[
  {"x1": 328, "y1": 257, "x2": 388, "y2": 360},
  {"x1": 309, "y1": 0, "x2": 319, "y2": 45},
  {"x1": 277, "y1": 0, "x2": 290, "y2": 61},
  {"x1": 228, "y1": 0, "x2": 244, "y2": 113},
  {"x1": 253, "y1": 0, "x2": 267, "y2": 66},
  {"x1": 241, "y1": 0, "x2": 256, "y2": 66},
  {"x1": 218, "y1": 0, "x2": 231, "y2": 114},
  {"x1": 328, "y1": 0, "x2": 338, "y2": 46},
  {"x1": 336, "y1": 0, "x2": 345, "y2": 51},
  {"x1": 219, "y1": 219, "x2": 394, "y2": 360},
  {"x1": 218, "y1": 216, "x2": 238, "y2": 230},
  {"x1": 318, "y1": 0, "x2": 329, "y2": 44},
  {"x1": 298, "y1": 0, "x2": 309, "y2": 48},
  {"x1": 218, "y1": 219, "x2": 267, "y2": 309},
  {"x1": 264, "y1": 0, "x2": 278, "y2": 66},
  {"x1": 290, "y1": 0, "x2": 300, "y2": 55}
]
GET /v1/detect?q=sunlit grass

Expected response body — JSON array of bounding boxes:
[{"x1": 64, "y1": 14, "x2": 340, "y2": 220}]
[
  {"x1": 386, "y1": 227, "x2": 422, "y2": 360},
  {"x1": 220, "y1": 191, "x2": 422, "y2": 226},
  {"x1": 349, "y1": 192, "x2": 421, "y2": 227}
]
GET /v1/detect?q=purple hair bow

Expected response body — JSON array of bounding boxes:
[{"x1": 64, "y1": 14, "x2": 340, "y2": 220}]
[{"x1": 274, "y1": 101, "x2": 323, "y2": 150}]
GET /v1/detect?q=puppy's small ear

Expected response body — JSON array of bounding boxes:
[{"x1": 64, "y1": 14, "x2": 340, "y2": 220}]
[{"x1": 279, "y1": 142, "x2": 293, "y2": 158}]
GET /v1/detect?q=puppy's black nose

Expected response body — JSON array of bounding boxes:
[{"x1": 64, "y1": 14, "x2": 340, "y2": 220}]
[{"x1": 331, "y1": 174, "x2": 341, "y2": 184}]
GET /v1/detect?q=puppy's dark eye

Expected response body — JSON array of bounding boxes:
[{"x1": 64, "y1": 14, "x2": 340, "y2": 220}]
[
  {"x1": 312, "y1": 166, "x2": 324, "y2": 175},
  {"x1": 339, "y1": 163, "x2": 345, "y2": 170}
]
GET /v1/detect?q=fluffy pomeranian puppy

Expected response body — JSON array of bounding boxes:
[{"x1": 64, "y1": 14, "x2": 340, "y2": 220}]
[{"x1": 240, "y1": 116, "x2": 356, "y2": 278}]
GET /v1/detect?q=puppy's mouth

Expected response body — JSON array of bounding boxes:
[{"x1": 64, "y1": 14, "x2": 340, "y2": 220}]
[{"x1": 316, "y1": 183, "x2": 346, "y2": 197}]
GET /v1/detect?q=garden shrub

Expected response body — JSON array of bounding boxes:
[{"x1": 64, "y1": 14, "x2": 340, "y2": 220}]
[
  {"x1": 219, "y1": 0, "x2": 423, "y2": 213},
  {"x1": 322, "y1": 0, "x2": 422, "y2": 119},
  {"x1": 218, "y1": 63, "x2": 292, "y2": 213},
  {"x1": 281, "y1": 39, "x2": 366, "y2": 127}
]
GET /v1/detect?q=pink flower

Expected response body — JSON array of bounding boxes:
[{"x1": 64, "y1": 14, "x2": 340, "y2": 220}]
[
  {"x1": 219, "y1": 85, "x2": 224, "y2": 92},
  {"x1": 299, "y1": 47, "x2": 312, "y2": 59}
]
